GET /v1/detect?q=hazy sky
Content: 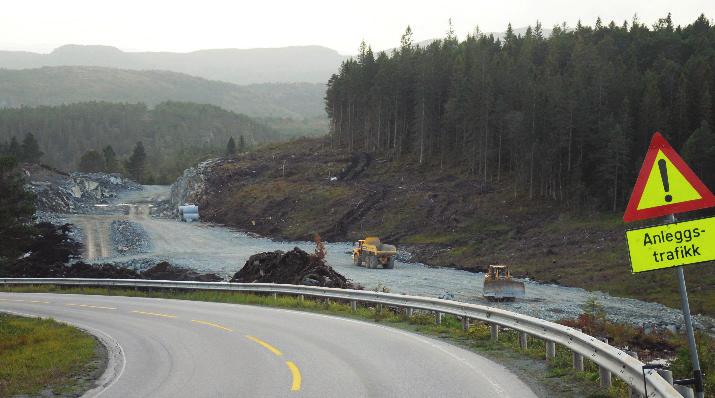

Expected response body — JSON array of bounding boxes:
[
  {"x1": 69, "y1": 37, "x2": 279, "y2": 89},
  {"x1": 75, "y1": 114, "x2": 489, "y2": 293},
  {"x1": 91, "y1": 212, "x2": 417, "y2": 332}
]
[{"x1": 1, "y1": 0, "x2": 713, "y2": 55}]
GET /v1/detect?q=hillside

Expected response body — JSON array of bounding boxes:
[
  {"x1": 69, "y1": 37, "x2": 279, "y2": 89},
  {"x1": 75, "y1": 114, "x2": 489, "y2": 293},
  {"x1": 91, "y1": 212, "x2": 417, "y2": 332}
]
[
  {"x1": 0, "y1": 66, "x2": 326, "y2": 119},
  {"x1": 181, "y1": 137, "x2": 715, "y2": 317},
  {"x1": 0, "y1": 101, "x2": 281, "y2": 182},
  {"x1": 0, "y1": 44, "x2": 347, "y2": 85}
]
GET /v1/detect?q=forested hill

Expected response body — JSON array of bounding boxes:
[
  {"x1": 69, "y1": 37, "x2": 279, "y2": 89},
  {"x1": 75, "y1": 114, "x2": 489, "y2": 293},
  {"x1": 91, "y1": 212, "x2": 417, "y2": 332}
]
[
  {"x1": 0, "y1": 66, "x2": 326, "y2": 119},
  {"x1": 0, "y1": 101, "x2": 279, "y2": 183},
  {"x1": 326, "y1": 14, "x2": 715, "y2": 212},
  {"x1": 0, "y1": 44, "x2": 347, "y2": 84}
]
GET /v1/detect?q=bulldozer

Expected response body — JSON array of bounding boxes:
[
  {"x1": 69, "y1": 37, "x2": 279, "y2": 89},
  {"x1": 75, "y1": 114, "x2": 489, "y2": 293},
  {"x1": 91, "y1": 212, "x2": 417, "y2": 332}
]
[
  {"x1": 483, "y1": 265, "x2": 525, "y2": 302},
  {"x1": 352, "y1": 237, "x2": 397, "y2": 269}
]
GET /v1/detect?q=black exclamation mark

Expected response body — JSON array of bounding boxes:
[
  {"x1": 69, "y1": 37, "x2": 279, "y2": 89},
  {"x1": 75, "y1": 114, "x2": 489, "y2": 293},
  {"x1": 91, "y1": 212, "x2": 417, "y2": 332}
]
[{"x1": 658, "y1": 159, "x2": 672, "y2": 202}]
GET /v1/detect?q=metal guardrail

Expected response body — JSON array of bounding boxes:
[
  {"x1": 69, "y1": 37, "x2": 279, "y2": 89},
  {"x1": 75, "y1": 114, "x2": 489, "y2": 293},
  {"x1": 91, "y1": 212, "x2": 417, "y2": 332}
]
[{"x1": 0, "y1": 277, "x2": 683, "y2": 398}]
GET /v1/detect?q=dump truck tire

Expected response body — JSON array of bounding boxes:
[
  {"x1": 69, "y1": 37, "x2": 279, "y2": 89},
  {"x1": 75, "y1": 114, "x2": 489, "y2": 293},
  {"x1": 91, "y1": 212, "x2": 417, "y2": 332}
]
[
  {"x1": 353, "y1": 254, "x2": 362, "y2": 267},
  {"x1": 383, "y1": 257, "x2": 395, "y2": 269},
  {"x1": 366, "y1": 255, "x2": 378, "y2": 269}
]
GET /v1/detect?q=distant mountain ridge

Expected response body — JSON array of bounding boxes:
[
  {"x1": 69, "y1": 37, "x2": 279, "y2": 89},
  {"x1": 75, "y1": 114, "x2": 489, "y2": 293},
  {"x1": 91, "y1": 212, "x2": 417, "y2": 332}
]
[
  {"x1": 0, "y1": 44, "x2": 348, "y2": 84},
  {"x1": 0, "y1": 66, "x2": 326, "y2": 118}
]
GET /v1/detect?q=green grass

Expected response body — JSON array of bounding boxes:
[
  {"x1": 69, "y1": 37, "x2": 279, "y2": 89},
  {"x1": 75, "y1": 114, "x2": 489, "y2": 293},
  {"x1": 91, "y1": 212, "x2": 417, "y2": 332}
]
[
  {"x1": 2, "y1": 285, "x2": 628, "y2": 397},
  {"x1": 0, "y1": 313, "x2": 100, "y2": 396}
]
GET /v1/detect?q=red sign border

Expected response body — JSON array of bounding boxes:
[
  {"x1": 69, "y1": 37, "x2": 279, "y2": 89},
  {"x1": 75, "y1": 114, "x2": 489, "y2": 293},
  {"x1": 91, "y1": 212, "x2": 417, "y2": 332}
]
[{"x1": 623, "y1": 132, "x2": 715, "y2": 222}]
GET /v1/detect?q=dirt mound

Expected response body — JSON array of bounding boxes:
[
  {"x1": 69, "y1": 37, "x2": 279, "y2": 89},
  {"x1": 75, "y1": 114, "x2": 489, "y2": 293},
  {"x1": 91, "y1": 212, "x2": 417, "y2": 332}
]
[
  {"x1": 230, "y1": 247, "x2": 354, "y2": 288},
  {"x1": 141, "y1": 261, "x2": 222, "y2": 282}
]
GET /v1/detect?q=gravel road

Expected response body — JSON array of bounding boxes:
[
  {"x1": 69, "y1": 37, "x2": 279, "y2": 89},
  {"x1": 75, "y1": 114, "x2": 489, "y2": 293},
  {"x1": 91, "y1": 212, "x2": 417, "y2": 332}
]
[{"x1": 67, "y1": 186, "x2": 715, "y2": 333}]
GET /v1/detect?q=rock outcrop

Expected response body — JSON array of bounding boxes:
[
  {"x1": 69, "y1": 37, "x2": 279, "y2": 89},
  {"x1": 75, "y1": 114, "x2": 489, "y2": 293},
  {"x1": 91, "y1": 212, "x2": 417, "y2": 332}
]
[
  {"x1": 22, "y1": 164, "x2": 140, "y2": 213},
  {"x1": 169, "y1": 159, "x2": 221, "y2": 207}
]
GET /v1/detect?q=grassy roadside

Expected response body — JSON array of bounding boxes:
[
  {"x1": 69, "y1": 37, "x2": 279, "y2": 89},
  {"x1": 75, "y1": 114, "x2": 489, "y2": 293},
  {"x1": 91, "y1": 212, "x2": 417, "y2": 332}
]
[
  {"x1": 2, "y1": 285, "x2": 637, "y2": 398},
  {"x1": 0, "y1": 313, "x2": 104, "y2": 397}
]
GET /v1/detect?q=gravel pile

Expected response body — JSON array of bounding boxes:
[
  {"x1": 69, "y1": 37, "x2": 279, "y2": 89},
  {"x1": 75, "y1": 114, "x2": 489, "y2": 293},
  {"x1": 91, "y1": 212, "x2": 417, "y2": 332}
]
[{"x1": 110, "y1": 220, "x2": 150, "y2": 256}]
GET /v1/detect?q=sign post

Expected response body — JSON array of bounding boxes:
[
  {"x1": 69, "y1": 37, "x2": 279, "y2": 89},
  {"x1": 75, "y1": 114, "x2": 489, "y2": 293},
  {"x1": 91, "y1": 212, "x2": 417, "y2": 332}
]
[{"x1": 623, "y1": 132, "x2": 715, "y2": 398}]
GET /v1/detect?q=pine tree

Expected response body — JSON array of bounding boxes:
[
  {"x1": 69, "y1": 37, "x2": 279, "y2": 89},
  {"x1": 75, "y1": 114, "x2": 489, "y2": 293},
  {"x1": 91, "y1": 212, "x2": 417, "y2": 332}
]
[
  {"x1": 20, "y1": 133, "x2": 43, "y2": 163},
  {"x1": 126, "y1": 142, "x2": 147, "y2": 183},
  {"x1": 226, "y1": 137, "x2": 236, "y2": 157}
]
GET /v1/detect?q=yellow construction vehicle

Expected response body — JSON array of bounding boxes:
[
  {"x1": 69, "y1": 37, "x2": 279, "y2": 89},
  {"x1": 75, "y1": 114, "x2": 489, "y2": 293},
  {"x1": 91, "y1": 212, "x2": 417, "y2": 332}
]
[
  {"x1": 483, "y1": 265, "x2": 525, "y2": 302},
  {"x1": 352, "y1": 237, "x2": 397, "y2": 269}
]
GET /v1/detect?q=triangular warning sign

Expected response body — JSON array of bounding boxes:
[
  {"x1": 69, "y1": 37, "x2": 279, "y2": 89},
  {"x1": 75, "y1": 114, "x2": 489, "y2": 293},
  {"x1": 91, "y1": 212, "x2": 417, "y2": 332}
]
[{"x1": 623, "y1": 132, "x2": 715, "y2": 222}]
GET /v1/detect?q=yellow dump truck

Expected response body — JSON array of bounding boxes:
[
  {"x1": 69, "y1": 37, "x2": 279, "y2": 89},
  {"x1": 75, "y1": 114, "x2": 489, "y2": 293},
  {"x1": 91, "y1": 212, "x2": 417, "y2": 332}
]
[
  {"x1": 352, "y1": 237, "x2": 397, "y2": 269},
  {"x1": 483, "y1": 265, "x2": 525, "y2": 301}
]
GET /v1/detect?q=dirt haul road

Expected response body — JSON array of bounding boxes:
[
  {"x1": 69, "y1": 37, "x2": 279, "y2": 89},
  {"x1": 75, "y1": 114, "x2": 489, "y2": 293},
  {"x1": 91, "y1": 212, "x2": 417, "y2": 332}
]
[{"x1": 68, "y1": 186, "x2": 715, "y2": 333}]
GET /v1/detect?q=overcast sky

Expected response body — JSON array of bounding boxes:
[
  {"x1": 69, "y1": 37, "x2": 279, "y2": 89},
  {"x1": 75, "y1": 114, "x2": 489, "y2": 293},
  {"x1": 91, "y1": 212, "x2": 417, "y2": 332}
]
[{"x1": 1, "y1": 0, "x2": 713, "y2": 55}]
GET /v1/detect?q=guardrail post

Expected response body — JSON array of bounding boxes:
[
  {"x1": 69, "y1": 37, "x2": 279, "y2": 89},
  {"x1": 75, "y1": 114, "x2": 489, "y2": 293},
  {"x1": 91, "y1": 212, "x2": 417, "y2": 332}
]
[
  {"x1": 545, "y1": 341, "x2": 556, "y2": 361},
  {"x1": 406, "y1": 307, "x2": 413, "y2": 318},
  {"x1": 462, "y1": 317, "x2": 470, "y2": 331},
  {"x1": 599, "y1": 366, "x2": 612, "y2": 389},
  {"x1": 350, "y1": 300, "x2": 357, "y2": 312},
  {"x1": 674, "y1": 385, "x2": 695, "y2": 398},
  {"x1": 272, "y1": 292, "x2": 277, "y2": 300},
  {"x1": 490, "y1": 324, "x2": 499, "y2": 341},
  {"x1": 299, "y1": 294, "x2": 304, "y2": 303},
  {"x1": 326, "y1": 298, "x2": 331, "y2": 305},
  {"x1": 435, "y1": 312, "x2": 442, "y2": 325},
  {"x1": 626, "y1": 351, "x2": 643, "y2": 398},
  {"x1": 519, "y1": 332, "x2": 528, "y2": 350},
  {"x1": 598, "y1": 337, "x2": 611, "y2": 389},
  {"x1": 377, "y1": 304, "x2": 382, "y2": 314},
  {"x1": 572, "y1": 352, "x2": 584, "y2": 372},
  {"x1": 656, "y1": 369, "x2": 673, "y2": 385}
]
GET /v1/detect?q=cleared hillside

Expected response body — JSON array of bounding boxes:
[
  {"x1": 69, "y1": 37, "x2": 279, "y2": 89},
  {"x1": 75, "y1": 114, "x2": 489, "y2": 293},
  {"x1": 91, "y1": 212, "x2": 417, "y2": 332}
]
[{"x1": 0, "y1": 66, "x2": 326, "y2": 119}]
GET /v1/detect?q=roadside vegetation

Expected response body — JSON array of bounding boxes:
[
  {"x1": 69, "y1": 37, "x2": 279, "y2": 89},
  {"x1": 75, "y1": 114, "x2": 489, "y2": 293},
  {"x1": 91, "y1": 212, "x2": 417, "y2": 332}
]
[
  {"x1": 0, "y1": 313, "x2": 102, "y2": 396},
  {"x1": 3, "y1": 285, "x2": 711, "y2": 397}
]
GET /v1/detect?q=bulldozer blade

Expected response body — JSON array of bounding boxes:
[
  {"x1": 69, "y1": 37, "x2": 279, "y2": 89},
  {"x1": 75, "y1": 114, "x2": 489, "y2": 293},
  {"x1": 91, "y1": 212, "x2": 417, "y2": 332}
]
[{"x1": 483, "y1": 280, "x2": 526, "y2": 299}]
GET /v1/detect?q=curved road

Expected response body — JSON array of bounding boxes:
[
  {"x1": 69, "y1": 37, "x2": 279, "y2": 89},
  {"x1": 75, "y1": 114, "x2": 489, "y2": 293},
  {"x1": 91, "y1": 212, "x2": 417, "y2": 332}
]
[{"x1": 1, "y1": 292, "x2": 537, "y2": 398}]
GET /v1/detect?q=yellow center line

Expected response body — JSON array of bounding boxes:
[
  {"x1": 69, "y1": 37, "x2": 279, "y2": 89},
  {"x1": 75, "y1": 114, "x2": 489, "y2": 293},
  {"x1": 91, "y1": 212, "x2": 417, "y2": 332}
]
[
  {"x1": 245, "y1": 335, "x2": 283, "y2": 356},
  {"x1": 132, "y1": 310, "x2": 177, "y2": 318},
  {"x1": 66, "y1": 303, "x2": 116, "y2": 310},
  {"x1": 285, "y1": 361, "x2": 302, "y2": 391},
  {"x1": 191, "y1": 320, "x2": 234, "y2": 332}
]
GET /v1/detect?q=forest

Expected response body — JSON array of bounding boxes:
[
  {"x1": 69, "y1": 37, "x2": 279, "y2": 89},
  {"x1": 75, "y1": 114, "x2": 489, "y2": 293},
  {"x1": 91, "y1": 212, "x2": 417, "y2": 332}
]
[
  {"x1": 0, "y1": 101, "x2": 279, "y2": 183},
  {"x1": 325, "y1": 14, "x2": 715, "y2": 211}
]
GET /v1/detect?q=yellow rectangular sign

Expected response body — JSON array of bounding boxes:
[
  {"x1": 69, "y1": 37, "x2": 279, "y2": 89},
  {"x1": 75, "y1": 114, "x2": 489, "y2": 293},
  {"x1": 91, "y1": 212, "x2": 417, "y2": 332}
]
[{"x1": 626, "y1": 216, "x2": 715, "y2": 273}]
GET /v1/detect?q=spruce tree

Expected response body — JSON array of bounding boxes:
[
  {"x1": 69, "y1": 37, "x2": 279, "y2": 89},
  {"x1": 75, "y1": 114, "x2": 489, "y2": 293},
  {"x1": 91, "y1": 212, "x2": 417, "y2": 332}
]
[
  {"x1": 20, "y1": 133, "x2": 43, "y2": 163},
  {"x1": 103, "y1": 145, "x2": 119, "y2": 173},
  {"x1": 8, "y1": 137, "x2": 20, "y2": 157},
  {"x1": 0, "y1": 156, "x2": 35, "y2": 262},
  {"x1": 226, "y1": 137, "x2": 236, "y2": 157},
  {"x1": 78, "y1": 150, "x2": 106, "y2": 173},
  {"x1": 682, "y1": 120, "x2": 715, "y2": 187},
  {"x1": 126, "y1": 141, "x2": 147, "y2": 183},
  {"x1": 238, "y1": 135, "x2": 247, "y2": 152}
]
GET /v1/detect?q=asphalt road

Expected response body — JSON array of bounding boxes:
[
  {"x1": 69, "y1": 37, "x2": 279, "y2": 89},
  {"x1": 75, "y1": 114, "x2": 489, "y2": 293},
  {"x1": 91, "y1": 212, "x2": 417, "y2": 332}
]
[{"x1": 0, "y1": 293, "x2": 538, "y2": 398}]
